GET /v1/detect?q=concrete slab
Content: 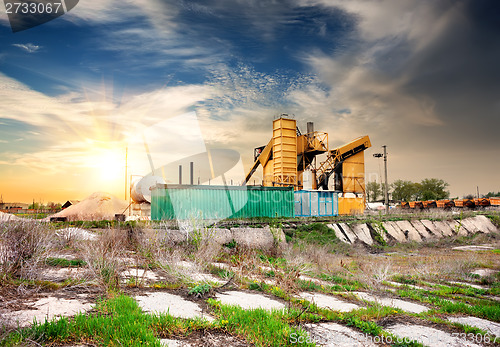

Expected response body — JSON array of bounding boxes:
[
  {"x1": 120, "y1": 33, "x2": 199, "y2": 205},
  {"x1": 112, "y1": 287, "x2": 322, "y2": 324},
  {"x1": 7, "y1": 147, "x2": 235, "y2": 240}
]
[
  {"x1": 211, "y1": 228, "x2": 233, "y2": 245},
  {"x1": 460, "y1": 218, "x2": 480, "y2": 234},
  {"x1": 41, "y1": 267, "x2": 87, "y2": 282},
  {"x1": 338, "y1": 223, "x2": 357, "y2": 243},
  {"x1": 370, "y1": 223, "x2": 389, "y2": 242},
  {"x1": 6, "y1": 296, "x2": 93, "y2": 327},
  {"x1": 411, "y1": 220, "x2": 432, "y2": 239},
  {"x1": 175, "y1": 261, "x2": 196, "y2": 269},
  {"x1": 434, "y1": 220, "x2": 454, "y2": 237},
  {"x1": 421, "y1": 220, "x2": 443, "y2": 238},
  {"x1": 386, "y1": 324, "x2": 482, "y2": 347},
  {"x1": 298, "y1": 275, "x2": 332, "y2": 287},
  {"x1": 298, "y1": 292, "x2": 359, "y2": 312},
  {"x1": 189, "y1": 273, "x2": 221, "y2": 284},
  {"x1": 327, "y1": 224, "x2": 350, "y2": 243},
  {"x1": 473, "y1": 215, "x2": 498, "y2": 233},
  {"x1": 160, "y1": 339, "x2": 191, "y2": 347},
  {"x1": 452, "y1": 245, "x2": 494, "y2": 251},
  {"x1": 173, "y1": 261, "x2": 222, "y2": 284},
  {"x1": 395, "y1": 220, "x2": 422, "y2": 242},
  {"x1": 351, "y1": 224, "x2": 373, "y2": 245},
  {"x1": 353, "y1": 292, "x2": 429, "y2": 314},
  {"x1": 448, "y1": 316, "x2": 500, "y2": 337},
  {"x1": 471, "y1": 268, "x2": 498, "y2": 277},
  {"x1": 447, "y1": 220, "x2": 468, "y2": 236},
  {"x1": 304, "y1": 322, "x2": 377, "y2": 346},
  {"x1": 449, "y1": 281, "x2": 487, "y2": 290},
  {"x1": 382, "y1": 222, "x2": 406, "y2": 242},
  {"x1": 211, "y1": 262, "x2": 231, "y2": 270},
  {"x1": 215, "y1": 291, "x2": 285, "y2": 311},
  {"x1": 161, "y1": 334, "x2": 248, "y2": 346},
  {"x1": 135, "y1": 292, "x2": 213, "y2": 321}
]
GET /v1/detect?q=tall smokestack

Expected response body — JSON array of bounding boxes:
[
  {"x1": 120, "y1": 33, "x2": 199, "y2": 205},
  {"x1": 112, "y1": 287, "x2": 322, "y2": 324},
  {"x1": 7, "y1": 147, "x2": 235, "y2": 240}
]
[
  {"x1": 190, "y1": 162, "x2": 194, "y2": 185},
  {"x1": 307, "y1": 122, "x2": 314, "y2": 137}
]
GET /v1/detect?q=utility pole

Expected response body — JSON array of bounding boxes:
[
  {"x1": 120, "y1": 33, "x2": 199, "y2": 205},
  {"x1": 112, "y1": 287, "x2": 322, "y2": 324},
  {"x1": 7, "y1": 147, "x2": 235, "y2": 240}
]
[
  {"x1": 373, "y1": 145, "x2": 389, "y2": 213},
  {"x1": 383, "y1": 145, "x2": 389, "y2": 214},
  {"x1": 125, "y1": 147, "x2": 128, "y2": 200}
]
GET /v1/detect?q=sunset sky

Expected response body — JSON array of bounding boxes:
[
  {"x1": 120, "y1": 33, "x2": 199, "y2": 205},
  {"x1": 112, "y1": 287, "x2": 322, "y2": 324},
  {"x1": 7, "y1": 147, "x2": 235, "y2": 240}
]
[{"x1": 1, "y1": 0, "x2": 499, "y2": 204}]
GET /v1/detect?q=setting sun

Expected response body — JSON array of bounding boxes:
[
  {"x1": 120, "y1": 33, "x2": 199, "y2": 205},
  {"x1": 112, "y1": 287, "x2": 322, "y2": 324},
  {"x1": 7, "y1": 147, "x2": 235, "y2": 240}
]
[{"x1": 90, "y1": 146, "x2": 126, "y2": 182}]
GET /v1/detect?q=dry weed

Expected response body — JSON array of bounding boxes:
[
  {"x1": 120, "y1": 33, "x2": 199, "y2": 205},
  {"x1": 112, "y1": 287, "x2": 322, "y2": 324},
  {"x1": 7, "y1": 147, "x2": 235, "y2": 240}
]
[
  {"x1": 81, "y1": 228, "x2": 127, "y2": 291},
  {"x1": 0, "y1": 220, "x2": 54, "y2": 279}
]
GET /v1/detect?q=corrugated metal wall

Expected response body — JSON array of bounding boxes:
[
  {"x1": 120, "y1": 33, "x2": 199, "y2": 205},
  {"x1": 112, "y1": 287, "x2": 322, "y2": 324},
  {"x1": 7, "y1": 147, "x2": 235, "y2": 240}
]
[
  {"x1": 151, "y1": 185, "x2": 294, "y2": 220},
  {"x1": 294, "y1": 190, "x2": 338, "y2": 217}
]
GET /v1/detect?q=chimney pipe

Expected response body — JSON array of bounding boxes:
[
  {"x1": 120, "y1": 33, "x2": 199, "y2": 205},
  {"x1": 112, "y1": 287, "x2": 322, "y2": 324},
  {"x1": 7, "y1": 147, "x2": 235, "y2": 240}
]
[
  {"x1": 307, "y1": 122, "x2": 314, "y2": 137},
  {"x1": 190, "y1": 162, "x2": 194, "y2": 185}
]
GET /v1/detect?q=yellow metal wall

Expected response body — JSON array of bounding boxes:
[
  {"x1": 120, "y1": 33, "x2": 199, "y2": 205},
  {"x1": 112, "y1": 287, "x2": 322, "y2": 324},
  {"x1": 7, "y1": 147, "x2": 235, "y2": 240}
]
[
  {"x1": 338, "y1": 197, "x2": 365, "y2": 215},
  {"x1": 342, "y1": 152, "x2": 365, "y2": 194},
  {"x1": 272, "y1": 118, "x2": 297, "y2": 186},
  {"x1": 263, "y1": 159, "x2": 274, "y2": 186}
]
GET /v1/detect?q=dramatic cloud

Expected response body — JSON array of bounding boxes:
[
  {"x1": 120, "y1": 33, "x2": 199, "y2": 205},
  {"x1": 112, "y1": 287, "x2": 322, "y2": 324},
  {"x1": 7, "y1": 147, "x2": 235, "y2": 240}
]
[{"x1": 0, "y1": 0, "x2": 499, "y2": 200}]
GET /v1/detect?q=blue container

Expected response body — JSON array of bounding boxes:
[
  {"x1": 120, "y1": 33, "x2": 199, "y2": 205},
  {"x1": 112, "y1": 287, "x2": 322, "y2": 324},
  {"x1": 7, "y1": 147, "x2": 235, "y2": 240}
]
[{"x1": 294, "y1": 190, "x2": 338, "y2": 217}]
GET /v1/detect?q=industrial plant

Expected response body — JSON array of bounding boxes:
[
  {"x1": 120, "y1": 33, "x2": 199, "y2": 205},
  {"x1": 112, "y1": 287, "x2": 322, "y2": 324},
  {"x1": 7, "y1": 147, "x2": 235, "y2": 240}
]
[{"x1": 143, "y1": 115, "x2": 372, "y2": 221}]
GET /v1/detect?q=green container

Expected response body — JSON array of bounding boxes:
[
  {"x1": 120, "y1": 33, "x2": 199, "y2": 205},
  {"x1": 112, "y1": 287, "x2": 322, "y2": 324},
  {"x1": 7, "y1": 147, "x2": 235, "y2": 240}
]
[{"x1": 151, "y1": 184, "x2": 294, "y2": 220}]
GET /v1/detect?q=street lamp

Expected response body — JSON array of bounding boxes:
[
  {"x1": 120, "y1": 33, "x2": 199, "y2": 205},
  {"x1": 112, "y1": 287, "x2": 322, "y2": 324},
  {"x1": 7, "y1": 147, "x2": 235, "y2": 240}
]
[{"x1": 373, "y1": 145, "x2": 389, "y2": 214}]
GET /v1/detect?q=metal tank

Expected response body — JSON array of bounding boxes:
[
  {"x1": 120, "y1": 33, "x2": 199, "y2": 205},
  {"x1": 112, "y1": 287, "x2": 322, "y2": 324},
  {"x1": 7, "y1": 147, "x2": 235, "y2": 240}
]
[{"x1": 131, "y1": 175, "x2": 166, "y2": 203}]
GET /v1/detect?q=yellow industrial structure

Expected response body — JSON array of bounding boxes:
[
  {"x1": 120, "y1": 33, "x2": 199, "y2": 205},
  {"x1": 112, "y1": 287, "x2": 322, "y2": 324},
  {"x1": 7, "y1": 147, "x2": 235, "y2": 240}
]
[{"x1": 244, "y1": 115, "x2": 371, "y2": 215}]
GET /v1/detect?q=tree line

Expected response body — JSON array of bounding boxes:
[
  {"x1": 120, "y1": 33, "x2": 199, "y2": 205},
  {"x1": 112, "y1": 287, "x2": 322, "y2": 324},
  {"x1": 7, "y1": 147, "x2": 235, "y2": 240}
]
[{"x1": 366, "y1": 178, "x2": 450, "y2": 202}]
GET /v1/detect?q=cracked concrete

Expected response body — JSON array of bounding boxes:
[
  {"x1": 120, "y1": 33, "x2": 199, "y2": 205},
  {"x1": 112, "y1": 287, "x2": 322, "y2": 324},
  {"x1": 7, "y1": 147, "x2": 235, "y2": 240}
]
[
  {"x1": 215, "y1": 291, "x2": 285, "y2": 311},
  {"x1": 135, "y1": 292, "x2": 213, "y2": 321},
  {"x1": 353, "y1": 292, "x2": 429, "y2": 314},
  {"x1": 386, "y1": 323, "x2": 482, "y2": 347},
  {"x1": 298, "y1": 292, "x2": 360, "y2": 312}
]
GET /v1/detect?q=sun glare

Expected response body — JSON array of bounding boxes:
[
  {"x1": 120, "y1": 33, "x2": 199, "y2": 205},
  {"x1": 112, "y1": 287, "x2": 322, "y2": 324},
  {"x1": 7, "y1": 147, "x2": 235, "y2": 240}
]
[{"x1": 92, "y1": 147, "x2": 125, "y2": 182}]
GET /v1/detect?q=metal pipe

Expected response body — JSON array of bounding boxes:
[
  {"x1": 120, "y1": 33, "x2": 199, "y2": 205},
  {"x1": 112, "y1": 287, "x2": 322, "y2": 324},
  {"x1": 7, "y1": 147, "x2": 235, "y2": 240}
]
[
  {"x1": 307, "y1": 122, "x2": 314, "y2": 136},
  {"x1": 179, "y1": 165, "x2": 182, "y2": 185},
  {"x1": 190, "y1": 162, "x2": 194, "y2": 185}
]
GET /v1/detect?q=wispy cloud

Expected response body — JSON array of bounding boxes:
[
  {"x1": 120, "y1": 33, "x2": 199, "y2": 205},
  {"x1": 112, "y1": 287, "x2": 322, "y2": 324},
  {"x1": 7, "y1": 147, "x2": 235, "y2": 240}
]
[{"x1": 12, "y1": 43, "x2": 41, "y2": 53}]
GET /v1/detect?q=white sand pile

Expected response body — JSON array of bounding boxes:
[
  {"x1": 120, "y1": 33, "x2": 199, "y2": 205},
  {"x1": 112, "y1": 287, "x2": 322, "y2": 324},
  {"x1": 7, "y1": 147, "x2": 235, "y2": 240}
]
[
  {"x1": 48, "y1": 192, "x2": 128, "y2": 221},
  {"x1": 0, "y1": 211, "x2": 21, "y2": 222}
]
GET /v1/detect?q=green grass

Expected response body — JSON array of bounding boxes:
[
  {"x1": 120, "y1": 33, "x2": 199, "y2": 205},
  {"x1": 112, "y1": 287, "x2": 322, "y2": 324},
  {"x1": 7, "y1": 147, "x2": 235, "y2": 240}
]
[
  {"x1": 259, "y1": 254, "x2": 287, "y2": 268},
  {"x1": 2, "y1": 295, "x2": 161, "y2": 346},
  {"x1": 209, "y1": 266, "x2": 235, "y2": 279},
  {"x1": 1, "y1": 295, "x2": 214, "y2": 346},
  {"x1": 45, "y1": 257, "x2": 87, "y2": 267},
  {"x1": 395, "y1": 287, "x2": 500, "y2": 322},
  {"x1": 207, "y1": 299, "x2": 316, "y2": 347},
  {"x1": 392, "y1": 274, "x2": 418, "y2": 285},
  {"x1": 293, "y1": 223, "x2": 337, "y2": 245}
]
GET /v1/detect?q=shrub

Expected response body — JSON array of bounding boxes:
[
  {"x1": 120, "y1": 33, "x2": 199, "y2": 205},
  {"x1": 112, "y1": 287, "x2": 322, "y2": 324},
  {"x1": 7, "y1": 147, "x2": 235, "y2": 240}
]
[{"x1": 0, "y1": 220, "x2": 53, "y2": 279}]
